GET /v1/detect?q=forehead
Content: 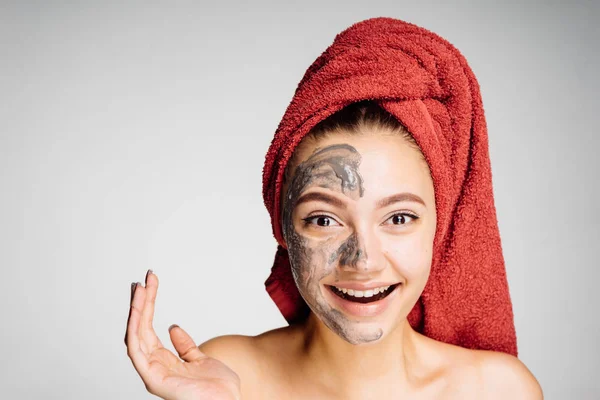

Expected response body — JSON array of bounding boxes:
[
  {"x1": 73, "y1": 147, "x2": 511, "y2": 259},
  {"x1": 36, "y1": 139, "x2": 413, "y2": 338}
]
[{"x1": 288, "y1": 133, "x2": 432, "y2": 198}]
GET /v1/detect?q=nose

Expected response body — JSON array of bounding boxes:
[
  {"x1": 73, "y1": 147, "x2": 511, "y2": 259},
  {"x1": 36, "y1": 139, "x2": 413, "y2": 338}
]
[{"x1": 331, "y1": 227, "x2": 385, "y2": 273}]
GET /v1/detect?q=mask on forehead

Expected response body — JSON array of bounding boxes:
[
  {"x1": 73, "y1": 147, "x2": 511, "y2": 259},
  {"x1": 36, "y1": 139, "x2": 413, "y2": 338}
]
[{"x1": 282, "y1": 143, "x2": 364, "y2": 231}]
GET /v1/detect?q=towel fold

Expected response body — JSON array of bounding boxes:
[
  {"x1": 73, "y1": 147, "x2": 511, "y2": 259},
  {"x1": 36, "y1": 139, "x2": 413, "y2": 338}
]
[{"x1": 261, "y1": 17, "x2": 517, "y2": 356}]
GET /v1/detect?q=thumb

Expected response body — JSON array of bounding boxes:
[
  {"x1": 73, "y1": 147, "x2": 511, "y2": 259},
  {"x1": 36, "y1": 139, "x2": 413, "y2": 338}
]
[{"x1": 168, "y1": 324, "x2": 206, "y2": 363}]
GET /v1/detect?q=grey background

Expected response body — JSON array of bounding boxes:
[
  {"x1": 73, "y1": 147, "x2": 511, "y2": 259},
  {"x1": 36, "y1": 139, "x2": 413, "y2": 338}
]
[{"x1": 1, "y1": 1, "x2": 598, "y2": 399}]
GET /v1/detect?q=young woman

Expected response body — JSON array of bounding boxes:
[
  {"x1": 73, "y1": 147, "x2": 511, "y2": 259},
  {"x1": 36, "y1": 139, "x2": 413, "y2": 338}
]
[{"x1": 125, "y1": 18, "x2": 543, "y2": 400}]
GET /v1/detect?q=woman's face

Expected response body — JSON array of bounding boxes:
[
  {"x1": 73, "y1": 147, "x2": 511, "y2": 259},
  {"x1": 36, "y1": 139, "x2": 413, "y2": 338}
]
[{"x1": 281, "y1": 131, "x2": 436, "y2": 345}]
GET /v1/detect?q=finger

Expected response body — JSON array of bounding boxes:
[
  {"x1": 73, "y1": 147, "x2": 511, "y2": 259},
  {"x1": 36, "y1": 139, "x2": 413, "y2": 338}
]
[
  {"x1": 140, "y1": 270, "x2": 163, "y2": 350},
  {"x1": 141, "y1": 270, "x2": 157, "y2": 329},
  {"x1": 126, "y1": 283, "x2": 150, "y2": 373},
  {"x1": 124, "y1": 282, "x2": 137, "y2": 345},
  {"x1": 168, "y1": 324, "x2": 206, "y2": 363}
]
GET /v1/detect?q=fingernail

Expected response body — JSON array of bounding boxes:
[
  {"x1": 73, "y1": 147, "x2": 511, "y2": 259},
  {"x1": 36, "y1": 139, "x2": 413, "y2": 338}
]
[
  {"x1": 168, "y1": 324, "x2": 179, "y2": 332},
  {"x1": 146, "y1": 269, "x2": 153, "y2": 281}
]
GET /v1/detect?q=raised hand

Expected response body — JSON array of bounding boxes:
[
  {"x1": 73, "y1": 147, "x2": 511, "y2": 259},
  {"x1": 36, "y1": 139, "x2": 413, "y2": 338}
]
[{"x1": 125, "y1": 271, "x2": 241, "y2": 400}]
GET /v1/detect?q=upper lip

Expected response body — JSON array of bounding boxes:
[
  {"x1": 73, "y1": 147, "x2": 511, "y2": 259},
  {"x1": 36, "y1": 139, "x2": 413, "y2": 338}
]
[{"x1": 326, "y1": 282, "x2": 400, "y2": 291}]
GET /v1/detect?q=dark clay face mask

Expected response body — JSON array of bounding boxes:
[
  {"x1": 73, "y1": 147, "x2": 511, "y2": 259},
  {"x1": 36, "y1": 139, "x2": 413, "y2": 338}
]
[{"x1": 282, "y1": 143, "x2": 385, "y2": 344}]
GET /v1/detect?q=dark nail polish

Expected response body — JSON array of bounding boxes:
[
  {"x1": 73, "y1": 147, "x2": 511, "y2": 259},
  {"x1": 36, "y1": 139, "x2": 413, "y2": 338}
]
[
  {"x1": 168, "y1": 324, "x2": 179, "y2": 332},
  {"x1": 145, "y1": 269, "x2": 153, "y2": 282},
  {"x1": 130, "y1": 282, "x2": 137, "y2": 302}
]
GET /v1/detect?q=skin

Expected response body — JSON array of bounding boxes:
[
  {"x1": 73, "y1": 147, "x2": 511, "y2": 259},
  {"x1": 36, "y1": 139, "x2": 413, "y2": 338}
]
[{"x1": 125, "y1": 129, "x2": 544, "y2": 399}]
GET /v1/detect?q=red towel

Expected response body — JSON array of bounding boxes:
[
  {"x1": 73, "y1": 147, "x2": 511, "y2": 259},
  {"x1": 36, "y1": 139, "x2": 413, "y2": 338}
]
[{"x1": 261, "y1": 17, "x2": 517, "y2": 356}]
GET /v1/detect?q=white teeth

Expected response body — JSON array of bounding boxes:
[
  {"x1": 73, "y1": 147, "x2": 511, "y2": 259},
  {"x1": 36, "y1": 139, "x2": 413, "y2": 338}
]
[{"x1": 333, "y1": 285, "x2": 393, "y2": 298}]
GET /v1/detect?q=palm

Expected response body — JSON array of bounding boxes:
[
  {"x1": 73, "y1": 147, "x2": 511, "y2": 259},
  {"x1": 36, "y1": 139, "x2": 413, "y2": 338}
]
[
  {"x1": 141, "y1": 346, "x2": 241, "y2": 400},
  {"x1": 125, "y1": 272, "x2": 241, "y2": 400}
]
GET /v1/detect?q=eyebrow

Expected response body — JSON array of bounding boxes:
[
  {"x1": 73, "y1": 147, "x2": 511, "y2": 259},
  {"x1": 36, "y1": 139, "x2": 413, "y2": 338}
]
[
  {"x1": 294, "y1": 191, "x2": 426, "y2": 209},
  {"x1": 295, "y1": 192, "x2": 346, "y2": 209},
  {"x1": 376, "y1": 193, "x2": 426, "y2": 208}
]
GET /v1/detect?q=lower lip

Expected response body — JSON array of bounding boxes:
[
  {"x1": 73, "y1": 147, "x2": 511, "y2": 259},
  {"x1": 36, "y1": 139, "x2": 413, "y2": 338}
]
[{"x1": 324, "y1": 284, "x2": 400, "y2": 318}]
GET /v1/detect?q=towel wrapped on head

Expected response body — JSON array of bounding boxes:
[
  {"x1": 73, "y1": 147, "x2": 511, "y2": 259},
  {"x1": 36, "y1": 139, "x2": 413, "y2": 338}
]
[{"x1": 261, "y1": 17, "x2": 518, "y2": 356}]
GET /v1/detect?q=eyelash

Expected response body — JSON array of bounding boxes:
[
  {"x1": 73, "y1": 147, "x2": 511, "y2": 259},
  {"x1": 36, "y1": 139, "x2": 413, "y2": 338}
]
[
  {"x1": 302, "y1": 212, "x2": 419, "y2": 228},
  {"x1": 383, "y1": 212, "x2": 420, "y2": 226}
]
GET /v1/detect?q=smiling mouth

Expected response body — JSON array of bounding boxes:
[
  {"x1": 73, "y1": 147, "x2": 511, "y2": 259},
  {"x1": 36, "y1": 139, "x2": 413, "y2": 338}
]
[{"x1": 327, "y1": 284, "x2": 400, "y2": 304}]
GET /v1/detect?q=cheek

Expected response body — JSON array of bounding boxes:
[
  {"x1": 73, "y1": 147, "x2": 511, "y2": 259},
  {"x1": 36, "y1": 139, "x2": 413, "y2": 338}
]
[
  {"x1": 288, "y1": 236, "x2": 338, "y2": 291},
  {"x1": 385, "y1": 233, "x2": 433, "y2": 281}
]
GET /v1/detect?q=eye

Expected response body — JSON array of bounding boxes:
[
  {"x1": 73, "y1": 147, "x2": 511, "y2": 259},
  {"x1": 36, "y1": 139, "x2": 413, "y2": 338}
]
[
  {"x1": 302, "y1": 215, "x2": 341, "y2": 227},
  {"x1": 383, "y1": 212, "x2": 419, "y2": 226}
]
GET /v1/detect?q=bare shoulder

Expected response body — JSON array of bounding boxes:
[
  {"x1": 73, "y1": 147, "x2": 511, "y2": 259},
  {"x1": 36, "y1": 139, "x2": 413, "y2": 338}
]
[
  {"x1": 197, "y1": 325, "x2": 299, "y2": 397},
  {"x1": 197, "y1": 333, "x2": 264, "y2": 398},
  {"x1": 198, "y1": 333, "x2": 261, "y2": 376},
  {"x1": 199, "y1": 333, "x2": 256, "y2": 357},
  {"x1": 419, "y1": 336, "x2": 542, "y2": 399},
  {"x1": 198, "y1": 325, "x2": 297, "y2": 364},
  {"x1": 475, "y1": 350, "x2": 543, "y2": 399}
]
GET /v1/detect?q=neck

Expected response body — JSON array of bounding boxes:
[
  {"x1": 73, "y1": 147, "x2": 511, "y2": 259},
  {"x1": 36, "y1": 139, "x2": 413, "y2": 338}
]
[{"x1": 298, "y1": 312, "x2": 423, "y2": 392}]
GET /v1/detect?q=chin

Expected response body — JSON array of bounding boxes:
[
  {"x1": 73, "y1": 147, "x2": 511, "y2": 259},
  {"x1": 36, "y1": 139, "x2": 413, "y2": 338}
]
[{"x1": 321, "y1": 314, "x2": 387, "y2": 345}]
